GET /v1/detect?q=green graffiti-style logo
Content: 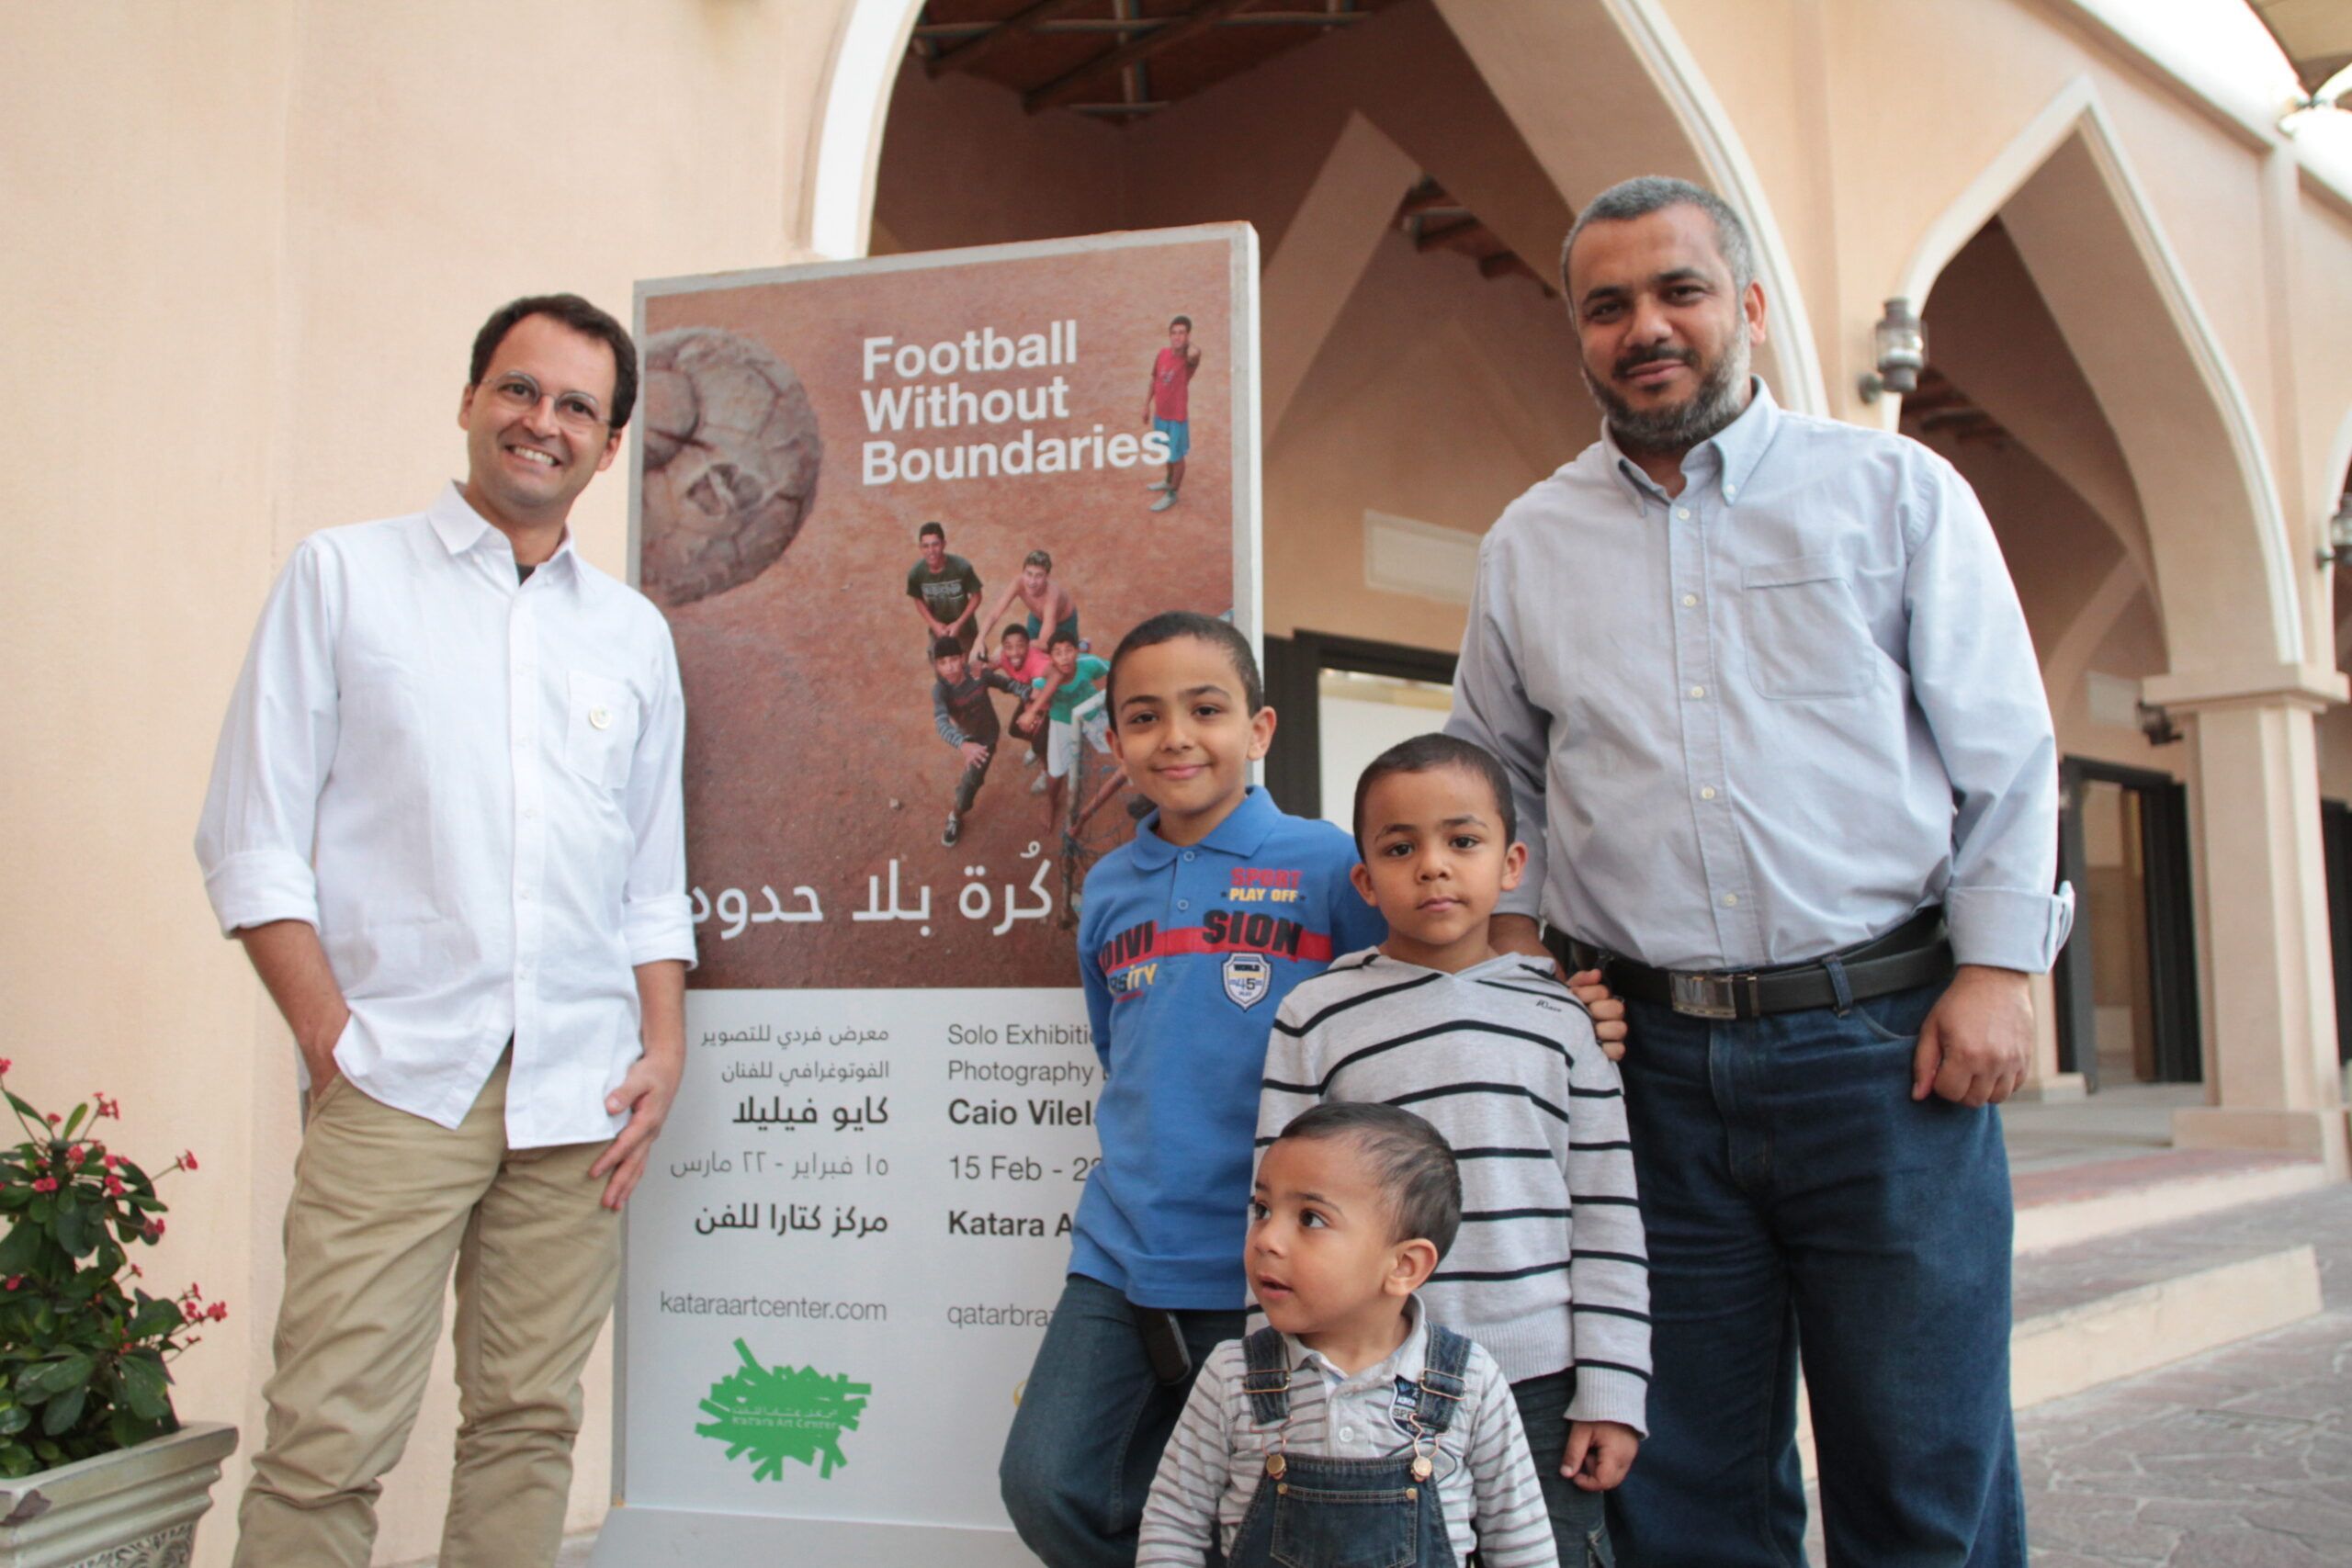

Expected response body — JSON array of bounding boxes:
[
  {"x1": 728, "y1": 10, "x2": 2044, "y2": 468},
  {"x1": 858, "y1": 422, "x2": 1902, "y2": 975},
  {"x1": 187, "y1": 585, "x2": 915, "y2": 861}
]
[{"x1": 695, "y1": 1338, "x2": 872, "y2": 1480}]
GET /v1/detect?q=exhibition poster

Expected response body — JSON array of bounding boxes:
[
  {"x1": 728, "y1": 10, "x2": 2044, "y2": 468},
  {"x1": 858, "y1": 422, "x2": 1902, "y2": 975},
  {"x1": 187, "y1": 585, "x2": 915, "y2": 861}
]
[{"x1": 596, "y1": 225, "x2": 1260, "y2": 1564}]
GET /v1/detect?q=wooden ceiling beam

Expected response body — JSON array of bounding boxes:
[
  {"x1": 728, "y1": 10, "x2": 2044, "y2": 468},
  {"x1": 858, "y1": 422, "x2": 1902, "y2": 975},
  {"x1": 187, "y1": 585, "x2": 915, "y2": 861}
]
[
  {"x1": 1024, "y1": 0, "x2": 1265, "y2": 114},
  {"x1": 929, "y1": 0, "x2": 1093, "y2": 79},
  {"x1": 1413, "y1": 218, "x2": 1484, "y2": 253}
]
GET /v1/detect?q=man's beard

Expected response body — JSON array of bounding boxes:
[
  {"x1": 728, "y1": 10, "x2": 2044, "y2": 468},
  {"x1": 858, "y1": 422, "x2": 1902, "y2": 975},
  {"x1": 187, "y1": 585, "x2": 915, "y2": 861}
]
[{"x1": 1583, "y1": 331, "x2": 1751, "y2": 457}]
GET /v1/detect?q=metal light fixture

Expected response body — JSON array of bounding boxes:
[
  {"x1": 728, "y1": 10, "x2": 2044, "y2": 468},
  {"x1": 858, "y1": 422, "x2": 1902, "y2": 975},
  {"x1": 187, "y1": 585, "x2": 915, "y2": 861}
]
[
  {"x1": 1859, "y1": 298, "x2": 1926, "y2": 403},
  {"x1": 2322, "y1": 491, "x2": 2352, "y2": 570}
]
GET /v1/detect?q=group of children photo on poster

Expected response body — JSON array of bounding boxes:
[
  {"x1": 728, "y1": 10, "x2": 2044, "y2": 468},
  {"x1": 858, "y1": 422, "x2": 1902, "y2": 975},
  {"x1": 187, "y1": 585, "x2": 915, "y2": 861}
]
[{"x1": 990, "y1": 612, "x2": 1642, "y2": 1568}]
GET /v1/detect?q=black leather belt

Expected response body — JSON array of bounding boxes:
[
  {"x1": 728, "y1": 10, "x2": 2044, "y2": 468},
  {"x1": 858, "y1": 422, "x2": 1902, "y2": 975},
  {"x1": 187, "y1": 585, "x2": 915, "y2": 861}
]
[{"x1": 1547, "y1": 908, "x2": 1953, "y2": 1021}]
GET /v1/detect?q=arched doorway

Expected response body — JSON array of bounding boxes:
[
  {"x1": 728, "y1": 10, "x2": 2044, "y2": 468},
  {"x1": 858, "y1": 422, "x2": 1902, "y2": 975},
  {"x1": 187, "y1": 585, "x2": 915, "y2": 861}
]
[{"x1": 1895, "y1": 82, "x2": 2342, "y2": 1164}]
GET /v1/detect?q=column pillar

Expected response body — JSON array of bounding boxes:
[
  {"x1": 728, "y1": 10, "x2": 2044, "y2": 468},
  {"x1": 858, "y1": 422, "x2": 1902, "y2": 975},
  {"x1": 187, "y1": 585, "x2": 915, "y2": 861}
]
[{"x1": 2143, "y1": 663, "x2": 2349, "y2": 1175}]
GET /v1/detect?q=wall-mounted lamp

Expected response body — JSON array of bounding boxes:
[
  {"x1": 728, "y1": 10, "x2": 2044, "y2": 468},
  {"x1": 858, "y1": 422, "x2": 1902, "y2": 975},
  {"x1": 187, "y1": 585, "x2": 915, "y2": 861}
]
[
  {"x1": 2135, "y1": 701, "x2": 2179, "y2": 748},
  {"x1": 1859, "y1": 298, "x2": 1926, "y2": 403},
  {"x1": 2321, "y1": 492, "x2": 2352, "y2": 570}
]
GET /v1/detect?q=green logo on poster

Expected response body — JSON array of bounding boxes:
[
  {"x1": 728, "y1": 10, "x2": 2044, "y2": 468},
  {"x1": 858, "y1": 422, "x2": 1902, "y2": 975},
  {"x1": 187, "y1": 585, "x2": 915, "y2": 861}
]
[{"x1": 695, "y1": 1338, "x2": 872, "y2": 1480}]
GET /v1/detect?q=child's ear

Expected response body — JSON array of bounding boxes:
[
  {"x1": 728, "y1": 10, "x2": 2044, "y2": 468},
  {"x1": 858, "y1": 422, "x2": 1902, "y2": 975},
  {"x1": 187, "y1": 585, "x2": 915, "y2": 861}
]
[
  {"x1": 1247, "y1": 704, "x2": 1277, "y2": 762},
  {"x1": 1500, "y1": 839, "x2": 1529, "y2": 893},
  {"x1": 1348, "y1": 862, "x2": 1379, "y2": 908},
  {"x1": 1386, "y1": 1237, "x2": 1440, "y2": 1297}
]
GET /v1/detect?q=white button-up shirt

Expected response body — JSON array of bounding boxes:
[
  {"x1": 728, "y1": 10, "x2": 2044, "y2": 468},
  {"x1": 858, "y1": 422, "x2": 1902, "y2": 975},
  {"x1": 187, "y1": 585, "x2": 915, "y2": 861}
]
[
  {"x1": 197, "y1": 483, "x2": 695, "y2": 1146},
  {"x1": 1450, "y1": 381, "x2": 2073, "y2": 975}
]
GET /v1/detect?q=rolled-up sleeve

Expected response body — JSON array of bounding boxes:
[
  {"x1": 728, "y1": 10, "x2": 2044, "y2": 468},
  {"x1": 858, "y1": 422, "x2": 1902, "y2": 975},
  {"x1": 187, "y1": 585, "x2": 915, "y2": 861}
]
[
  {"x1": 194, "y1": 538, "x2": 341, "y2": 936},
  {"x1": 1447, "y1": 533, "x2": 1554, "y2": 923},
  {"x1": 621, "y1": 622, "x2": 697, "y2": 969},
  {"x1": 1903, "y1": 458, "x2": 2074, "y2": 972}
]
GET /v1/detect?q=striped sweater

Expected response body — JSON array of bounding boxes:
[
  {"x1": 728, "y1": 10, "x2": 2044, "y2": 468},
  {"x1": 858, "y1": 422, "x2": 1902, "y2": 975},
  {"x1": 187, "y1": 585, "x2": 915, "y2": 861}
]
[
  {"x1": 1255, "y1": 950, "x2": 1651, "y2": 1432},
  {"x1": 1137, "y1": 1300, "x2": 1558, "y2": 1568}
]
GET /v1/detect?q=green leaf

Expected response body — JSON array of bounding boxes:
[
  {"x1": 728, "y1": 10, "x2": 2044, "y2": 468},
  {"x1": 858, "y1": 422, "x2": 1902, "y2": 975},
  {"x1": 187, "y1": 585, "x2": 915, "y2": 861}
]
[
  {"x1": 32, "y1": 1437, "x2": 61, "y2": 1464},
  {"x1": 20, "y1": 1353, "x2": 92, "y2": 1400},
  {"x1": 4, "y1": 1092, "x2": 38, "y2": 1122},
  {"x1": 52, "y1": 1206, "x2": 88, "y2": 1258},
  {"x1": 40, "y1": 1386, "x2": 85, "y2": 1437},
  {"x1": 0, "y1": 1221, "x2": 43, "y2": 1274},
  {"x1": 117, "y1": 1356, "x2": 168, "y2": 1421},
  {"x1": 60, "y1": 1106, "x2": 85, "y2": 1141},
  {"x1": 0, "y1": 1405, "x2": 28, "y2": 1436}
]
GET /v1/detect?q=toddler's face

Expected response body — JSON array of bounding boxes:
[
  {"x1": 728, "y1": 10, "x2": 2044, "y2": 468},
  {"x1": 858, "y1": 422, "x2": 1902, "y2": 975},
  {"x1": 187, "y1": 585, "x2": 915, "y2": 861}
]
[
  {"x1": 1351, "y1": 764, "x2": 1524, "y2": 958},
  {"x1": 1248, "y1": 1134, "x2": 1408, "y2": 1342}
]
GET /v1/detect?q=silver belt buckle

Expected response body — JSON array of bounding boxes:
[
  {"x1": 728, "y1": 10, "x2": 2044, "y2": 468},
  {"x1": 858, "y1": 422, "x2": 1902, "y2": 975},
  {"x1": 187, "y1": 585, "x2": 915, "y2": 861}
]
[{"x1": 1669, "y1": 971, "x2": 1740, "y2": 1019}]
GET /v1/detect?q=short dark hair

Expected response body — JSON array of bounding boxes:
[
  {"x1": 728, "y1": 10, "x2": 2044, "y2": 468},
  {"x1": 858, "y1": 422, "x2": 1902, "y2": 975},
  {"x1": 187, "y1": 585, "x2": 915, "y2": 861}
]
[
  {"x1": 1559, "y1": 175, "x2": 1756, "y2": 299},
  {"x1": 1275, "y1": 1102, "x2": 1461, "y2": 1259},
  {"x1": 1023, "y1": 548, "x2": 1053, "y2": 571},
  {"x1": 920, "y1": 522, "x2": 946, "y2": 543},
  {"x1": 931, "y1": 637, "x2": 966, "y2": 662},
  {"x1": 1046, "y1": 628, "x2": 1080, "y2": 652},
  {"x1": 999, "y1": 624, "x2": 1030, "y2": 644},
  {"x1": 1170, "y1": 315, "x2": 1193, "y2": 332},
  {"x1": 469, "y1": 294, "x2": 638, "y2": 432},
  {"x1": 1107, "y1": 611, "x2": 1262, "y2": 714},
  {"x1": 1351, "y1": 733, "x2": 1517, "y2": 855}
]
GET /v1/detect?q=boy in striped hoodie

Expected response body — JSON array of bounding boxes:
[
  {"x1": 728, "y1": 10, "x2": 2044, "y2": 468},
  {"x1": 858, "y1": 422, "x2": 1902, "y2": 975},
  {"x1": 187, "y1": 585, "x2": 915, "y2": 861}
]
[{"x1": 1255, "y1": 734, "x2": 1650, "y2": 1567}]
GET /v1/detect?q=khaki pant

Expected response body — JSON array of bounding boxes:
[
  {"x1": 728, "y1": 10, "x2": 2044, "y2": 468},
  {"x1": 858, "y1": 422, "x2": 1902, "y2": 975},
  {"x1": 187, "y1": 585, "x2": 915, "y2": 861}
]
[{"x1": 233, "y1": 1055, "x2": 619, "y2": 1568}]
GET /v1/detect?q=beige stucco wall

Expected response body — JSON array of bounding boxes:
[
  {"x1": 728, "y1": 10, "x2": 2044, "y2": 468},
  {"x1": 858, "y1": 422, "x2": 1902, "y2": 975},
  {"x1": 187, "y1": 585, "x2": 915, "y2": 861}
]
[{"x1": 6, "y1": 0, "x2": 2350, "y2": 1559}]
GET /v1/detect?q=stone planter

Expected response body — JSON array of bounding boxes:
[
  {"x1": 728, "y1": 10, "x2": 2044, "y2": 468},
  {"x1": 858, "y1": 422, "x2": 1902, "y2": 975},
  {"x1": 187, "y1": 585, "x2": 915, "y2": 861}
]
[{"x1": 0, "y1": 1424, "x2": 238, "y2": 1568}]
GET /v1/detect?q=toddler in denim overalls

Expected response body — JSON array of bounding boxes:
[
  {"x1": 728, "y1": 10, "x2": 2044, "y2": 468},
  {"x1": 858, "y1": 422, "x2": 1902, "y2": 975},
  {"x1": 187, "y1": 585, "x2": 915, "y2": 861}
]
[{"x1": 1135, "y1": 1104, "x2": 1559, "y2": 1567}]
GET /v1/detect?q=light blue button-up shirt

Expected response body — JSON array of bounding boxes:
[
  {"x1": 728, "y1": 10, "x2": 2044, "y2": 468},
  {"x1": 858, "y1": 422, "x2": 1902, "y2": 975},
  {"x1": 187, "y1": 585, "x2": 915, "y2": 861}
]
[{"x1": 1448, "y1": 381, "x2": 2073, "y2": 975}]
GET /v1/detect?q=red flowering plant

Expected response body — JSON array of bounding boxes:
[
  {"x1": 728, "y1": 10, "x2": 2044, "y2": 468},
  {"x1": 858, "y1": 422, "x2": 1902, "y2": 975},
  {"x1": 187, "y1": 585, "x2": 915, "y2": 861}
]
[{"x1": 0, "y1": 1063, "x2": 220, "y2": 1477}]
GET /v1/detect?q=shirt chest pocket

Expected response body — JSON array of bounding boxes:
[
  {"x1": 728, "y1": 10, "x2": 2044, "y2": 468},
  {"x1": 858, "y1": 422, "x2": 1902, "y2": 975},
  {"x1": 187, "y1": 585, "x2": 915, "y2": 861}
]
[
  {"x1": 1738, "y1": 555, "x2": 1876, "y2": 700},
  {"x1": 564, "y1": 670, "x2": 640, "y2": 790}
]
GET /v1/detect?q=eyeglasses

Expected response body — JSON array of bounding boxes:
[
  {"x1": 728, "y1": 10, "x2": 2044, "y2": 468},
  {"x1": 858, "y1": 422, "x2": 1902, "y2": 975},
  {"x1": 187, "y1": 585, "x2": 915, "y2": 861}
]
[{"x1": 481, "y1": 372, "x2": 609, "y2": 434}]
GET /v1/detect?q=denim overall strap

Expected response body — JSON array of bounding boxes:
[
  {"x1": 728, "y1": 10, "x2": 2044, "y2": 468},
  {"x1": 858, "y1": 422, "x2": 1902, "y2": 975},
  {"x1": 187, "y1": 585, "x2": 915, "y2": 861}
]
[
  {"x1": 1241, "y1": 1325, "x2": 1293, "y2": 1426},
  {"x1": 1409, "y1": 1325, "x2": 1472, "y2": 1438}
]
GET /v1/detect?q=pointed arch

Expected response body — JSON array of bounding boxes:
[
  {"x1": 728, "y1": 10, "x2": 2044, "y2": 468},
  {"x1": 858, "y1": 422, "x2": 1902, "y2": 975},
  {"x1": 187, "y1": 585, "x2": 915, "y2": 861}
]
[
  {"x1": 805, "y1": 0, "x2": 924, "y2": 261},
  {"x1": 1893, "y1": 75, "x2": 2299, "y2": 670}
]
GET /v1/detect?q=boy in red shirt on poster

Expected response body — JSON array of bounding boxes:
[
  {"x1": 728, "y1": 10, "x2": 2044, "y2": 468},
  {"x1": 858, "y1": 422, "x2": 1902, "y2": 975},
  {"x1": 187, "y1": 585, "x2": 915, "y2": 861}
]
[{"x1": 1143, "y1": 315, "x2": 1202, "y2": 513}]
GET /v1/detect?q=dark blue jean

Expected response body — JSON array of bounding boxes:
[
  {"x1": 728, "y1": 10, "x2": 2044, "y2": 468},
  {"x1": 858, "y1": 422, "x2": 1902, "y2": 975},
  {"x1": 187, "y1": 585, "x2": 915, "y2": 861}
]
[
  {"x1": 1605, "y1": 980, "x2": 2024, "y2": 1568},
  {"x1": 1000, "y1": 1273, "x2": 1245, "y2": 1568},
  {"x1": 1514, "y1": 1370, "x2": 1615, "y2": 1566}
]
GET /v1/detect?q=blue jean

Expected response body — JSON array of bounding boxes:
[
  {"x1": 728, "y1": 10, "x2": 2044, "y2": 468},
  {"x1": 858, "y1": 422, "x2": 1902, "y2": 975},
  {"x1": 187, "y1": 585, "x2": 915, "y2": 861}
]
[
  {"x1": 1605, "y1": 980, "x2": 2024, "y2": 1568},
  {"x1": 1001, "y1": 1274, "x2": 1246, "y2": 1568},
  {"x1": 1513, "y1": 1371, "x2": 1615, "y2": 1566}
]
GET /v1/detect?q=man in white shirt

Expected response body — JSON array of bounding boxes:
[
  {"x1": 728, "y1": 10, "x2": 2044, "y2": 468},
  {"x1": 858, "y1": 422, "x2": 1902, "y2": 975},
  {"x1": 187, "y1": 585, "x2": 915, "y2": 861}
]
[{"x1": 196, "y1": 294, "x2": 695, "y2": 1568}]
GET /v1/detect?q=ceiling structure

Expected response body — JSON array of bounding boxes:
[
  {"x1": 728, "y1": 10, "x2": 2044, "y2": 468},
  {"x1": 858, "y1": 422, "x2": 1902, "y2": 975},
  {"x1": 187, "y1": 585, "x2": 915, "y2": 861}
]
[
  {"x1": 2247, "y1": 0, "x2": 2352, "y2": 97},
  {"x1": 906, "y1": 2, "x2": 1546, "y2": 288},
  {"x1": 909, "y1": 0, "x2": 1398, "y2": 118}
]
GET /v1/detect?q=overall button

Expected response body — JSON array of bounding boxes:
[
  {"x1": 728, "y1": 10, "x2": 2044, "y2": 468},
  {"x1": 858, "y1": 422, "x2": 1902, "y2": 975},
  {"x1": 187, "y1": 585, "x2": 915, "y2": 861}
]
[{"x1": 589, "y1": 705, "x2": 613, "y2": 730}]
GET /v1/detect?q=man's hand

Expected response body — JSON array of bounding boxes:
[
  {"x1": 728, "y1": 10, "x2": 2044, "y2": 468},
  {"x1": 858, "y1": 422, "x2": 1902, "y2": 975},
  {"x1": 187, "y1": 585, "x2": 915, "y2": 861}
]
[
  {"x1": 1563, "y1": 1421, "x2": 1640, "y2": 1491},
  {"x1": 1911, "y1": 964, "x2": 2033, "y2": 1107},
  {"x1": 959, "y1": 739, "x2": 991, "y2": 768},
  {"x1": 594, "y1": 959, "x2": 688, "y2": 1210},
  {"x1": 1566, "y1": 970, "x2": 1628, "y2": 1061},
  {"x1": 592, "y1": 1051, "x2": 682, "y2": 1210}
]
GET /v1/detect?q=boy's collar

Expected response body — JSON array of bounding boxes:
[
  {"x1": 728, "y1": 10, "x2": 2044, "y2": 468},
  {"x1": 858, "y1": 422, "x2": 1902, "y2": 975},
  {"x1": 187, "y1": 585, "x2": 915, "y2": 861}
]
[
  {"x1": 1127, "y1": 785, "x2": 1278, "y2": 867},
  {"x1": 1285, "y1": 1295, "x2": 1427, "y2": 1382}
]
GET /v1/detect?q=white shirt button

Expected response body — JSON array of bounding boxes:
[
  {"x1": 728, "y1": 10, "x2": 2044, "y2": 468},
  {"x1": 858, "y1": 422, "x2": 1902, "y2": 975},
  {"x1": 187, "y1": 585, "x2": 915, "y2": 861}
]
[
  {"x1": 524, "y1": 806, "x2": 540, "y2": 819},
  {"x1": 1339, "y1": 1427, "x2": 1354, "y2": 1443},
  {"x1": 589, "y1": 706, "x2": 612, "y2": 730},
  {"x1": 1700, "y1": 786, "x2": 1717, "y2": 801},
  {"x1": 1690, "y1": 685, "x2": 1706, "y2": 700},
  {"x1": 1722, "y1": 893, "x2": 1739, "y2": 907},
  {"x1": 1724, "y1": 483, "x2": 1738, "y2": 498},
  {"x1": 1681, "y1": 593, "x2": 1699, "y2": 608},
  {"x1": 1675, "y1": 507, "x2": 1690, "y2": 521}
]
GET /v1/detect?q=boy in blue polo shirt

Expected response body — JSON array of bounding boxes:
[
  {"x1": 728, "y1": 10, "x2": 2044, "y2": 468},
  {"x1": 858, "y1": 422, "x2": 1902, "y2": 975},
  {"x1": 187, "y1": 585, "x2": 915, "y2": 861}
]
[{"x1": 998, "y1": 611, "x2": 1387, "y2": 1568}]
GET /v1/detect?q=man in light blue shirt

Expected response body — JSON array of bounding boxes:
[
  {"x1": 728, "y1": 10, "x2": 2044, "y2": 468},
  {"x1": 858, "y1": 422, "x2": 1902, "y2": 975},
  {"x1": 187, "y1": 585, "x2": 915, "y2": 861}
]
[{"x1": 1449, "y1": 176, "x2": 2069, "y2": 1566}]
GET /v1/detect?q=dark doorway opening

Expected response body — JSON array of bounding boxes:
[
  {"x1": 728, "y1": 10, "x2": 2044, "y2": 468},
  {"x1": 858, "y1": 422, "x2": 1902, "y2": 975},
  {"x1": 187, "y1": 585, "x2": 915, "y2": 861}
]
[
  {"x1": 2054, "y1": 758, "x2": 2199, "y2": 1089},
  {"x1": 1262, "y1": 631, "x2": 1456, "y2": 821},
  {"x1": 2324, "y1": 797, "x2": 2352, "y2": 1069}
]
